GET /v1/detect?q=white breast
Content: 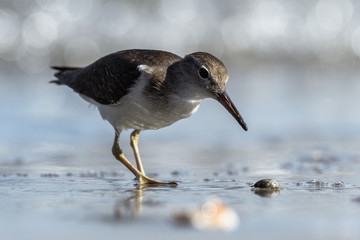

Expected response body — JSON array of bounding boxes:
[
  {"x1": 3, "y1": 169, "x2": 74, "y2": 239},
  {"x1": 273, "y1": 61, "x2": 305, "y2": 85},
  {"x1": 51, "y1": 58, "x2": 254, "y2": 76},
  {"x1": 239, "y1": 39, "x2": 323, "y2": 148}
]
[{"x1": 85, "y1": 73, "x2": 202, "y2": 132}]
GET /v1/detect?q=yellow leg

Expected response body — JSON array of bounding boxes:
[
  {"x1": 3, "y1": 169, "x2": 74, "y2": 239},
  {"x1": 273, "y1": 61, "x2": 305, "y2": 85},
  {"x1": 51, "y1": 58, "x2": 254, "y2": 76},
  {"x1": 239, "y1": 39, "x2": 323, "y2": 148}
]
[
  {"x1": 112, "y1": 132, "x2": 177, "y2": 185},
  {"x1": 130, "y1": 130, "x2": 145, "y2": 174}
]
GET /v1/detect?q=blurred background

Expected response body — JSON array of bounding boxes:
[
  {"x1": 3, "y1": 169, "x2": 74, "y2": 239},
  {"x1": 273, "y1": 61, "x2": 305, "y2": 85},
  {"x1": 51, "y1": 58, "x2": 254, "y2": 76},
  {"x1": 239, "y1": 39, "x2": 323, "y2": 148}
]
[
  {"x1": 2, "y1": 2, "x2": 360, "y2": 239},
  {"x1": 1, "y1": 0, "x2": 360, "y2": 150}
]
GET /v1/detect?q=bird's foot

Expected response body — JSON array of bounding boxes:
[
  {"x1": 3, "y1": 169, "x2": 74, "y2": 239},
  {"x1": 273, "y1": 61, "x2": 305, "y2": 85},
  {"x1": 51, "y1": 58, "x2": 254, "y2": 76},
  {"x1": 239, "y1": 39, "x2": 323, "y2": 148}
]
[{"x1": 138, "y1": 174, "x2": 177, "y2": 186}]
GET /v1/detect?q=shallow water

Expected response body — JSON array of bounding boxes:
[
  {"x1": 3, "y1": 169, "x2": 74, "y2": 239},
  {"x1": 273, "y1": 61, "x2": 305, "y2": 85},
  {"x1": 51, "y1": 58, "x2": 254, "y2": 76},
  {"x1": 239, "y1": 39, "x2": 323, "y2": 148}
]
[
  {"x1": 1, "y1": 62, "x2": 360, "y2": 239},
  {"x1": 1, "y1": 136, "x2": 360, "y2": 240}
]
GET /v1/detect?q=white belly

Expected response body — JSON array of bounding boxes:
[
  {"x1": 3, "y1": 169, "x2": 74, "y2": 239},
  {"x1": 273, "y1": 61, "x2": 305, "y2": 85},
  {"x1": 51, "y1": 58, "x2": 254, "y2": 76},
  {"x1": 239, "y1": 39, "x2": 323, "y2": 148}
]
[
  {"x1": 91, "y1": 91, "x2": 201, "y2": 132},
  {"x1": 80, "y1": 71, "x2": 204, "y2": 132}
]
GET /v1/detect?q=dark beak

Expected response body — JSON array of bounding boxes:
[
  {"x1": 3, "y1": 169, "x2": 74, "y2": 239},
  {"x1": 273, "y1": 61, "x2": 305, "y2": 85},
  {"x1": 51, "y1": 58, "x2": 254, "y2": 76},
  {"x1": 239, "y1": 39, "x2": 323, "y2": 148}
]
[{"x1": 215, "y1": 91, "x2": 248, "y2": 131}]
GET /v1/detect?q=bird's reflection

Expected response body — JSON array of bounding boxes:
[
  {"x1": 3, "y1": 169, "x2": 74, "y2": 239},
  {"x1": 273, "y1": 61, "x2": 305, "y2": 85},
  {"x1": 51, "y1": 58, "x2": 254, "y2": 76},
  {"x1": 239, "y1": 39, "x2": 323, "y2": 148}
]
[
  {"x1": 114, "y1": 183, "x2": 176, "y2": 219},
  {"x1": 252, "y1": 188, "x2": 280, "y2": 197}
]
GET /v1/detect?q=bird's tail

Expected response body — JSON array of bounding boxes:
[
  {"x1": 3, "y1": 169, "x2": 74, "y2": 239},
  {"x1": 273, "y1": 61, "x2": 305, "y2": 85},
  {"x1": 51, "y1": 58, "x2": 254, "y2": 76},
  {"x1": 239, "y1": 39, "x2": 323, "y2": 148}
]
[{"x1": 50, "y1": 66, "x2": 80, "y2": 84}]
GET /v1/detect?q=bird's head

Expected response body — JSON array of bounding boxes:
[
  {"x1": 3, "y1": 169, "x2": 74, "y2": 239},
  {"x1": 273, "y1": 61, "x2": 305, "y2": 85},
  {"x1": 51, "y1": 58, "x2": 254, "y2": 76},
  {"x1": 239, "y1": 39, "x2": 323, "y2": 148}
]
[{"x1": 179, "y1": 52, "x2": 248, "y2": 131}]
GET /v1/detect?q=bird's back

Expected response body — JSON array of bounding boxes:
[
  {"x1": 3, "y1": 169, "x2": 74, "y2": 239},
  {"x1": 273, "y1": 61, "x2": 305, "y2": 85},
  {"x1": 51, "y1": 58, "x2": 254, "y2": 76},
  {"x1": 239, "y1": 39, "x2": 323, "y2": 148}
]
[{"x1": 51, "y1": 49, "x2": 181, "y2": 105}]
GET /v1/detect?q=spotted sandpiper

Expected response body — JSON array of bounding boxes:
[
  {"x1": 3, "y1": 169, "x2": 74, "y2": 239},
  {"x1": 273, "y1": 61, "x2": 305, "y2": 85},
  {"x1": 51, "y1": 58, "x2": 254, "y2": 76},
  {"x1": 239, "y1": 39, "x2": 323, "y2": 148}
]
[{"x1": 51, "y1": 49, "x2": 247, "y2": 185}]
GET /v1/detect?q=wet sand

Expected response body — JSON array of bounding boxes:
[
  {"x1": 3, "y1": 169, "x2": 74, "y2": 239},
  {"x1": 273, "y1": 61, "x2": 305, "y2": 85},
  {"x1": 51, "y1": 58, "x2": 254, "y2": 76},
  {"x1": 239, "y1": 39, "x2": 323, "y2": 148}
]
[
  {"x1": 1, "y1": 138, "x2": 360, "y2": 240},
  {"x1": 2, "y1": 59, "x2": 360, "y2": 240}
]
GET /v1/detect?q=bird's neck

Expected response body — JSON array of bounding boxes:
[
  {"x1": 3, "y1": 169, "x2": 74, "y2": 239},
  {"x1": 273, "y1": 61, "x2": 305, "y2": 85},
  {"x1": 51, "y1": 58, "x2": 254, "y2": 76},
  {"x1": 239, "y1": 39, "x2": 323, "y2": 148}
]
[{"x1": 140, "y1": 64, "x2": 202, "y2": 118}]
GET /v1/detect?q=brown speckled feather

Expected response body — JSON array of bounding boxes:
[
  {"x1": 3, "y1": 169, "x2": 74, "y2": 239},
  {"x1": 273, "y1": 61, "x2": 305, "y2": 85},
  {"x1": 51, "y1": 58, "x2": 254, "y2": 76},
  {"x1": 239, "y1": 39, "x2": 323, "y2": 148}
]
[{"x1": 52, "y1": 49, "x2": 181, "y2": 105}]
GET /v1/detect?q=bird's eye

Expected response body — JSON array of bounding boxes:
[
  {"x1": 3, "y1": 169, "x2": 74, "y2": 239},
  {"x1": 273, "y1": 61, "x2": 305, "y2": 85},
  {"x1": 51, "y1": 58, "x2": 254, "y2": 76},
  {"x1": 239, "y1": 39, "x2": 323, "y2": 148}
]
[{"x1": 198, "y1": 66, "x2": 209, "y2": 79}]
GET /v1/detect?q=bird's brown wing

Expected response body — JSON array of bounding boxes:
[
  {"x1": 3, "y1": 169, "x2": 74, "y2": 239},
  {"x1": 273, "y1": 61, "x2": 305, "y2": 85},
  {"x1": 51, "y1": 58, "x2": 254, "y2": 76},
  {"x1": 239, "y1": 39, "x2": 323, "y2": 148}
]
[{"x1": 51, "y1": 49, "x2": 181, "y2": 105}]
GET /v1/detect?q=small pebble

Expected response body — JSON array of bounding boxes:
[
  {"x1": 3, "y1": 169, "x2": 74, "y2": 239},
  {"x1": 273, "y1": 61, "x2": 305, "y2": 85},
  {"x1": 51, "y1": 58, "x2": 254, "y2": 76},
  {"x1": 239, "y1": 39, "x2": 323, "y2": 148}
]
[
  {"x1": 251, "y1": 179, "x2": 280, "y2": 197},
  {"x1": 306, "y1": 179, "x2": 326, "y2": 187},
  {"x1": 41, "y1": 173, "x2": 59, "y2": 178},
  {"x1": 253, "y1": 179, "x2": 280, "y2": 190},
  {"x1": 16, "y1": 173, "x2": 28, "y2": 177},
  {"x1": 332, "y1": 180, "x2": 344, "y2": 187},
  {"x1": 227, "y1": 170, "x2": 237, "y2": 176}
]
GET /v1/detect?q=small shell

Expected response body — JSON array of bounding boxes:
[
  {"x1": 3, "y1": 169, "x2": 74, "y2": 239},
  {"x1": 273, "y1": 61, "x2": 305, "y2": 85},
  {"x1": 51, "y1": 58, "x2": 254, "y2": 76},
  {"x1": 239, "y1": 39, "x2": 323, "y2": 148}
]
[{"x1": 174, "y1": 199, "x2": 240, "y2": 231}]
